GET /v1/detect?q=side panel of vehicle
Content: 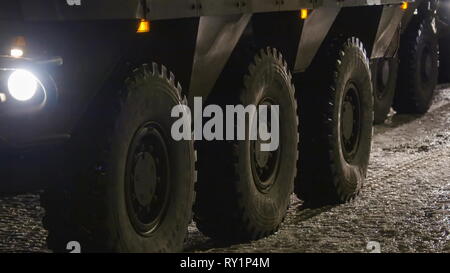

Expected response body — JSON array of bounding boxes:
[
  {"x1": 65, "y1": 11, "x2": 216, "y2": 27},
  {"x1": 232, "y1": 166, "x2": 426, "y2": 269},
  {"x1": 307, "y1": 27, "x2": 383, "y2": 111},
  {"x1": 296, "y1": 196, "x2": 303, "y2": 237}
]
[
  {"x1": 372, "y1": 6, "x2": 405, "y2": 59},
  {"x1": 19, "y1": 0, "x2": 144, "y2": 21},
  {"x1": 188, "y1": 14, "x2": 252, "y2": 102},
  {"x1": 0, "y1": 2, "x2": 407, "y2": 148}
]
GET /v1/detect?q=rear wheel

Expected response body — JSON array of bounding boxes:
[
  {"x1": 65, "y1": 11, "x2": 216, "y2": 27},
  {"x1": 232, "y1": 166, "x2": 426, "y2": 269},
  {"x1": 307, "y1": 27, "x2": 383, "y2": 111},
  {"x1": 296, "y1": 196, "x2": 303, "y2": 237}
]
[
  {"x1": 295, "y1": 37, "x2": 373, "y2": 205},
  {"x1": 394, "y1": 16, "x2": 439, "y2": 114},
  {"x1": 41, "y1": 63, "x2": 196, "y2": 252},
  {"x1": 371, "y1": 56, "x2": 398, "y2": 124},
  {"x1": 194, "y1": 48, "x2": 298, "y2": 242}
]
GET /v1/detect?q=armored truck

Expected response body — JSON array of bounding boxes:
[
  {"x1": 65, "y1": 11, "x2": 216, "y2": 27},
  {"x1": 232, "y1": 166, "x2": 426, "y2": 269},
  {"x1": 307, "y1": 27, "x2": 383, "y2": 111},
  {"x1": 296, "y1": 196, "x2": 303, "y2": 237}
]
[{"x1": 0, "y1": 0, "x2": 441, "y2": 252}]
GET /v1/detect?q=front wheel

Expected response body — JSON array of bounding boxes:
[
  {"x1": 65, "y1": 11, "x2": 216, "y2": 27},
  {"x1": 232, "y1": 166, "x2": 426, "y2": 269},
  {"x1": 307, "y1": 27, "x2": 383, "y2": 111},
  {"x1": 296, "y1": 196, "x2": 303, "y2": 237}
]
[{"x1": 41, "y1": 64, "x2": 196, "y2": 252}]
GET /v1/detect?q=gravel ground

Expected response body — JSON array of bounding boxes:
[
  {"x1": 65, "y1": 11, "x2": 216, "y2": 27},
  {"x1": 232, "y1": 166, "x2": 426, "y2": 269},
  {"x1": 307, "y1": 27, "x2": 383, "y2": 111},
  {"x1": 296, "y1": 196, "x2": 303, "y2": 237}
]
[{"x1": 1, "y1": 87, "x2": 449, "y2": 253}]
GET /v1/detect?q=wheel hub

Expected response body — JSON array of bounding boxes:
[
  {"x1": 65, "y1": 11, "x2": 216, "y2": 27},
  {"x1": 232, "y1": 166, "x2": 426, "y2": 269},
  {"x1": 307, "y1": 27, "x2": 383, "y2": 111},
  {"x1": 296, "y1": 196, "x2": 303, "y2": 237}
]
[
  {"x1": 342, "y1": 101, "x2": 355, "y2": 140},
  {"x1": 254, "y1": 139, "x2": 271, "y2": 168},
  {"x1": 133, "y1": 151, "x2": 157, "y2": 207},
  {"x1": 125, "y1": 123, "x2": 170, "y2": 235},
  {"x1": 250, "y1": 98, "x2": 280, "y2": 193},
  {"x1": 340, "y1": 83, "x2": 362, "y2": 163}
]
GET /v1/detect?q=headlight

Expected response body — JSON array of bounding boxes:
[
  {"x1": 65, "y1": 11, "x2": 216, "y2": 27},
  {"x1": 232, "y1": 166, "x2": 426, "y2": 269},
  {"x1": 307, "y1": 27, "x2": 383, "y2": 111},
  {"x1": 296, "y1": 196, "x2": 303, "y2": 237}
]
[
  {"x1": 10, "y1": 48, "x2": 24, "y2": 58},
  {"x1": 7, "y1": 69, "x2": 38, "y2": 101}
]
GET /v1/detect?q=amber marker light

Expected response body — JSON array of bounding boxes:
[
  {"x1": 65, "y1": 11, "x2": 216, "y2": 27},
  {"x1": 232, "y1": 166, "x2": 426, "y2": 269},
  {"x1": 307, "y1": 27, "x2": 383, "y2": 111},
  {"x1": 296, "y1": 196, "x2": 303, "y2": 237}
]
[
  {"x1": 401, "y1": 2, "x2": 408, "y2": 10},
  {"x1": 300, "y1": 9, "x2": 309, "y2": 20},
  {"x1": 137, "y1": 19, "x2": 151, "y2": 33}
]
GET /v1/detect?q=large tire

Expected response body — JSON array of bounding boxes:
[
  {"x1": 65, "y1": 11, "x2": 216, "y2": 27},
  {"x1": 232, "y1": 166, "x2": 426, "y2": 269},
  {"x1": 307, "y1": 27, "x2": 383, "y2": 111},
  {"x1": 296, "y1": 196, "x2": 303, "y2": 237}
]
[
  {"x1": 194, "y1": 48, "x2": 299, "y2": 242},
  {"x1": 40, "y1": 64, "x2": 196, "y2": 252},
  {"x1": 371, "y1": 56, "x2": 398, "y2": 124},
  {"x1": 295, "y1": 37, "x2": 374, "y2": 205},
  {"x1": 394, "y1": 16, "x2": 439, "y2": 114}
]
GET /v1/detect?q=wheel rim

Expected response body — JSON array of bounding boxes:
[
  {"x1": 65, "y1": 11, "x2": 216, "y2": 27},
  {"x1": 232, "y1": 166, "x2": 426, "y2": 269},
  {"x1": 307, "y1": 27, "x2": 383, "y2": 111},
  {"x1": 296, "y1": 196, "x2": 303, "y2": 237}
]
[
  {"x1": 340, "y1": 82, "x2": 362, "y2": 163},
  {"x1": 250, "y1": 98, "x2": 280, "y2": 193},
  {"x1": 125, "y1": 122, "x2": 170, "y2": 236}
]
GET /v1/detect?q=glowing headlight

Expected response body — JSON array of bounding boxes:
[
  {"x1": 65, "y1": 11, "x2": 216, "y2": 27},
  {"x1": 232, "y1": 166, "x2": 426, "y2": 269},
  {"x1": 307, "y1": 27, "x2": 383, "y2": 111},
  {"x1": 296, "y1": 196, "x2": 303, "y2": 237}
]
[
  {"x1": 7, "y1": 70, "x2": 38, "y2": 101},
  {"x1": 10, "y1": 48, "x2": 24, "y2": 58}
]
